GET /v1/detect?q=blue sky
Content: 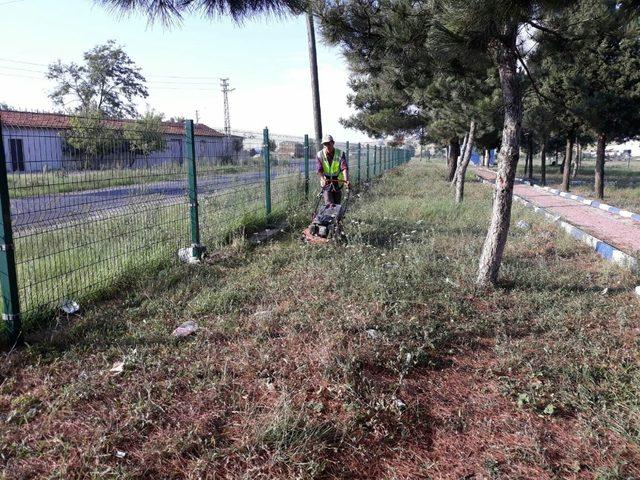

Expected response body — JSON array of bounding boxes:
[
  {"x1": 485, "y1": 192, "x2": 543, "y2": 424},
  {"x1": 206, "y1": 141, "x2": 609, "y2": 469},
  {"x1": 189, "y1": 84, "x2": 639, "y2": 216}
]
[{"x1": 0, "y1": 0, "x2": 370, "y2": 140}]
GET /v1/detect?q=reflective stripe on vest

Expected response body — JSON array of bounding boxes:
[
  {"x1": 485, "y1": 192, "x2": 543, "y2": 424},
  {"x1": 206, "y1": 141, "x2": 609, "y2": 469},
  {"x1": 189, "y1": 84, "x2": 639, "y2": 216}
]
[{"x1": 321, "y1": 148, "x2": 344, "y2": 183}]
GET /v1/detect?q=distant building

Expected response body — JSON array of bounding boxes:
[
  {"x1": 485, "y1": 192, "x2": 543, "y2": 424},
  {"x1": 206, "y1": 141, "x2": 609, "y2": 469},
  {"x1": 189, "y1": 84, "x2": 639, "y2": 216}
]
[
  {"x1": 277, "y1": 141, "x2": 305, "y2": 159},
  {"x1": 608, "y1": 140, "x2": 640, "y2": 157},
  {"x1": 0, "y1": 110, "x2": 244, "y2": 172}
]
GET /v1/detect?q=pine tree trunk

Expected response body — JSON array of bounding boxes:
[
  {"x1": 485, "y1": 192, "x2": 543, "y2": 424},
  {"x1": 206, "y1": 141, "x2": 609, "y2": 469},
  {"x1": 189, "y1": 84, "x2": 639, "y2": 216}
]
[
  {"x1": 455, "y1": 120, "x2": 477, "y2": 203},
  {"x1": 562, "y1": 136, "x2": 574, "y2": 192},
  {"x1": 527, "y1": 135, "x2": 533, "y2": 179},
  {"x1": 447, "y1": 137, "x2": 460, "y2": 181},
  {"x1": 477, "y1": 35, "x2": 522, "y2": 287},
  {"x1": 522, "y1": 139, "x2": 529, "y2": 175},
  {"x1": 540, "y1": 142, "x2": 546, "y2": 186},
  {"x1": 595, "y1": 133, "x2": 606, "y2": 199},
  {"x1": 452, "y1": 133, "x2": 469, "y2": 186},
  {"x1": 572, "y1": 141, "x2": 580, "y2": 179},
  {"x1": 306, "y1": 10, "x2": 323, "y2": 152},
  {"x1": 455, "y1": 133, "x2": 468, "y2": 180}
]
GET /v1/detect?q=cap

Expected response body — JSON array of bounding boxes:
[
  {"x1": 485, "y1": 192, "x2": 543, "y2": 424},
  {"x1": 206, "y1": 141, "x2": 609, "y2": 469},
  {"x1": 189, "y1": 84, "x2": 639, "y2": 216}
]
[{"x1": 321, "y1": 135, "x2": 334, "y2": 145}]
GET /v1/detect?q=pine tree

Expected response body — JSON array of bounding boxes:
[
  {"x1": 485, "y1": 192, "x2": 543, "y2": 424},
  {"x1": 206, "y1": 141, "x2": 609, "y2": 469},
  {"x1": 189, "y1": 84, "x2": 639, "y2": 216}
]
[{"x1": 528, "y1": 0, "x2": 640, "y2": 198}]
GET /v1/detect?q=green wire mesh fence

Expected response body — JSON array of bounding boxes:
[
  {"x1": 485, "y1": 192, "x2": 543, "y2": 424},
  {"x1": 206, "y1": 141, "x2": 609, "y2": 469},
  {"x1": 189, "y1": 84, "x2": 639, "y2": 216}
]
[{"x1": 0, "y1": 109, "x2": 412, "y2": 344}]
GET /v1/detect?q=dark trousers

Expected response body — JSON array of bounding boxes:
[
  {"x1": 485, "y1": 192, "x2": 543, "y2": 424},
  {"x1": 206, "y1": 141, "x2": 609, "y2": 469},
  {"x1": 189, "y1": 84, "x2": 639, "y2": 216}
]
[{"x1": 323, "y1": 187, "x2": 342, "y2": 205}]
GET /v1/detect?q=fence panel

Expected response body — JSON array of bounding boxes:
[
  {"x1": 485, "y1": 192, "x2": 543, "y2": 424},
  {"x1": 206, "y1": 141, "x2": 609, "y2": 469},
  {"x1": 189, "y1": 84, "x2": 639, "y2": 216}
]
[
  {"x1": 1, "y1": 111, "x2": 191, "y2": 326},
  {"x1": 0, "y1": 109, "x2": 412, "y2": 336},
  {"x1": 269, "y1": 131, "x2": 307, "y2": 217},
  {"x1": 195, "y1": 129, "x2": 269, "y2": 248}
]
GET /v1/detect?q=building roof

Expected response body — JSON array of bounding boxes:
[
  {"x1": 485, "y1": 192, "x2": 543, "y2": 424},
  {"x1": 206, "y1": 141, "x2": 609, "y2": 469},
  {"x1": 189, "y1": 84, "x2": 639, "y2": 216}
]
[{"x1": 0, "y1": 110, "x2": 225, "y2": 138}]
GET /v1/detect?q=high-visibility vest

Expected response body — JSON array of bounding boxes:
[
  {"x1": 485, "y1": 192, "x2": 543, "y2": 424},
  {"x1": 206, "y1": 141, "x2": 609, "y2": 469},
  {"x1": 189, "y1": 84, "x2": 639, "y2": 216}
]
[{"x1": 321, "y1": 149, "x2": 344, "y2": 186}]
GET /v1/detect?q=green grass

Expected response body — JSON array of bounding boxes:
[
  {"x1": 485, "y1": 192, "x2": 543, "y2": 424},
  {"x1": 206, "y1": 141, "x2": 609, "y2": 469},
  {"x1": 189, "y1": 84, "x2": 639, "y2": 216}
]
[
  {"x1": 8, "y1": 162, "x2": 262, "y2": 198},
  {"x1": 1, "y1": 160, "x2": 639, "y2": 478},
  {"x1": 8, "y1": 152, "x2": 382, "y2": 336},
  {"x1": 10, "y1": 171, "x2": 310, "y2": 335},
  {"x1": 519, "y1": 156, "x2": 640, "y2": 211}
]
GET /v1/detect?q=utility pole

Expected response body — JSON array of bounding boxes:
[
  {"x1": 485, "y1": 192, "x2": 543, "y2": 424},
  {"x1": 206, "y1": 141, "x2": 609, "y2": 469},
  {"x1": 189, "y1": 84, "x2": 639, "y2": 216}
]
[
  {"x1": 220, "y1": 78, "x2": 235, "y2": 136},
  {"x1": 306, "y1": 10, "x2": 322, "y2": 152}
]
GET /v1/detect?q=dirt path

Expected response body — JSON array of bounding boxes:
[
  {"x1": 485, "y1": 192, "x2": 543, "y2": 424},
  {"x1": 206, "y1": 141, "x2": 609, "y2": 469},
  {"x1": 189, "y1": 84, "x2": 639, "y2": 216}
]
[
  {"x1": 475, "y1": 167, "x2": 640, "y2": 255},
  {"x1": 353, "y1": 342, "x2": 638, "y2": 479}
]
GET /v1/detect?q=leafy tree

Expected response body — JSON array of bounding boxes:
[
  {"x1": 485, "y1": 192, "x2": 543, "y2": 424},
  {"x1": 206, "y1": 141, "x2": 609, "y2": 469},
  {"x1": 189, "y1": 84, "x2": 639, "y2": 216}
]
[
  {"x1": 319, "y1": 1, "x2": 449, "y2": 177},
  {"x1": 320, "y1": 0, "x2": 589, "y2": 285},
  {"x1": 95, "y1": 0, "x2": 321, "y2": 149},
  {"x1": 0, "y1": 102, "x2": 12, "y2": 110},
  {"x1": 47, "y1": 40, "x2": 148, "y2": 118},
  {"x1": 424, "y1": 70, "x2": 503, "y2": 202},
  {"x1": 123, "y1": 110, "x2": 167, "y2": 168},
  {"x1": 522, "y1": 92, "x2": 563, "y2": 185},
  {"x1": 531, "y1": 0, "x2": 640, "y2": 198},
  {"x1": 64, "y1": 109, "x2": 122, "y2": 170},
  {"x1": 423, "y1": 0, "x2": 589, "y2": 286},
  {"x1": 319, "y1": 0, "x2": 502, "y2": 198}
]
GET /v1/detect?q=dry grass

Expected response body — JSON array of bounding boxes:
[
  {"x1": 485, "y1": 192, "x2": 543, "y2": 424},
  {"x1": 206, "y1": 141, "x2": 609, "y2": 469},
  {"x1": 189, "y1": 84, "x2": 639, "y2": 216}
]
[{"x1": 1, "y1": 160, "x2": 639, "y2": 479}]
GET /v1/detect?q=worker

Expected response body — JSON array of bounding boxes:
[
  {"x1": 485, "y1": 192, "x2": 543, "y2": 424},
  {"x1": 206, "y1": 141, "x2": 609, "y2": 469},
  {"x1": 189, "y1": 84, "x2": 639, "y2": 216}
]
[{"x1": 317, "y1": 134, "x2": 350, "y2": 205}]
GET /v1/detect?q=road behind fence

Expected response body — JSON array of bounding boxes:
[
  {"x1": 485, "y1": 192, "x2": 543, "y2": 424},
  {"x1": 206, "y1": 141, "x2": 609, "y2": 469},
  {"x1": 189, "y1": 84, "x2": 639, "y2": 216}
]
[{"x1": 0, "y1": 110, "x2": 411, "y2": 344}]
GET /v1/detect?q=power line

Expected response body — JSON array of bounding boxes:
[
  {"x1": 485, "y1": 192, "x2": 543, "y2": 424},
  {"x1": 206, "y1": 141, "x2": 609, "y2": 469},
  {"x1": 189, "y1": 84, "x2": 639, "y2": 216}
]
[
  {"x1": 0, "y1": 69, "x2": 219, "y2": 87},
  {"x1": 0, "y1": 72, "x2": 43, "y2": 80},
  {"x1": 148, "y1": 73, "x2": 226, "y2": 80},
  {"x1": 0, "y1": 57, "x2": 225, "y2": 81},
  {"x1": 0, "y1": 57, "x2": 46, "y2": 66},
  {"x1": 0, "y1": 0, "x2": 25, "y2": 7},
  {"x1": 0, "y1": 65, "x2": 47, "y2": 74}
]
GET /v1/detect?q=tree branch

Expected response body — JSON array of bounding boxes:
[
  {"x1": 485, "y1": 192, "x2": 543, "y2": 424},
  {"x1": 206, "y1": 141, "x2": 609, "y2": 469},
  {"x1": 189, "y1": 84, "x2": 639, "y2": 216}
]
[
  {"x1": 526, "y1": 20, "x2": 566, "y2": 40},
  {"x1": 512, "y1": 46, "x2": 575, "y2": 116}
]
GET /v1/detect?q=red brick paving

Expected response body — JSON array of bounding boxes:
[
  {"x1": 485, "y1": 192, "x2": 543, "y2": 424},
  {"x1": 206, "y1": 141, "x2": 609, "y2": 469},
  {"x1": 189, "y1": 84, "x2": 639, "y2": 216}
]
[{"x1": 475, "y1": 167, "x2": 640, "y2": 256}]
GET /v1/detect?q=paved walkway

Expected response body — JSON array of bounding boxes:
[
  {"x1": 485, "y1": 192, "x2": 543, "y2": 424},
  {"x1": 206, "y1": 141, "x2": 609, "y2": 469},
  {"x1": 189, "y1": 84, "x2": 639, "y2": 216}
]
[{"x1": 475, "y1": 167, "x2": 640, "y2": 256}]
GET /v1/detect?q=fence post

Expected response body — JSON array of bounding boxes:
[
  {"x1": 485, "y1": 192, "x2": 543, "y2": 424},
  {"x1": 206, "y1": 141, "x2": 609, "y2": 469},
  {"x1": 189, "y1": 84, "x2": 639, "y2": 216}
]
[
  {"x1": 366, "y1": 144, "x2": 370, "y2": 181},
  {"x1": 345, "y1": 141, "x2": 350, "y2": 184},
  {"x1": 0, "y1": 120, "x2": 22, "y2": 345},
  {"x1": 372, "y1": 146, "x2": 376, "y2": 177},
  {"x1": 304, "y1": 134, "x2": 310, "y2": 200},
  {"x1": 384, "y1": 147, "x2": 387, "y2": 172},
  {"x1": 357, "y1": 143, "x2": 361, "y2": 185},
  {"x1": 185, "y1": 120, "x2": 205, "y2": 260},
  {"x1": 263, "y1": 127, "x2": 272, "y2": 218}
]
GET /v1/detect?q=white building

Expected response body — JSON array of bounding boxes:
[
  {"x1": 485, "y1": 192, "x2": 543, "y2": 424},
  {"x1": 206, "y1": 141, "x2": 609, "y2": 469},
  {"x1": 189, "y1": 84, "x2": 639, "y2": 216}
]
[
  {"x1": 0, "y1": 110, "x2": 244, "y2": 172},
  {"x1": 608, "y1": 140, "x2": 640, "y2": 157}
]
